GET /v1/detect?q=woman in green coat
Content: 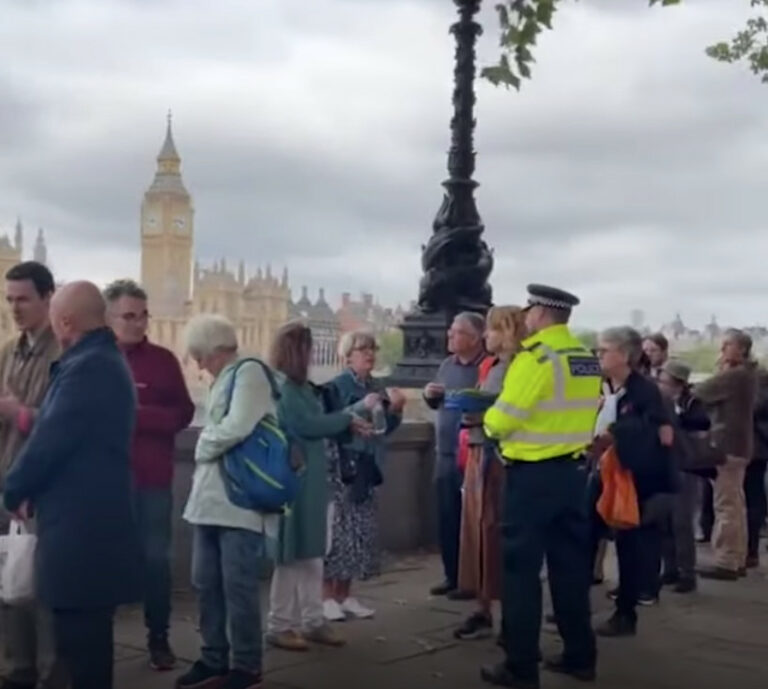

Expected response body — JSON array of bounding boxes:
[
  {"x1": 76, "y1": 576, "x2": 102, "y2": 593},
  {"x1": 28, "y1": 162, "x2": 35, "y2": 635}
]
[{"x1": 265, "y1": 322, "x2": 371, "y2": 652}]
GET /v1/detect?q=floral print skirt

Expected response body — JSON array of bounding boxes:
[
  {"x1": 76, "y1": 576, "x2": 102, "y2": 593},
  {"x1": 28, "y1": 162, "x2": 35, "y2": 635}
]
[{"x1": 324, "y1": 443, "x2": 381, "y2": 581}]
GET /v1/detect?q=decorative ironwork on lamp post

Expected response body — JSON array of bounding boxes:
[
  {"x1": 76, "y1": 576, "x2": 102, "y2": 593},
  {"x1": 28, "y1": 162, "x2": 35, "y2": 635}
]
[{"x1": 391, "y1": 0, "x2": 494, "y2": 387}]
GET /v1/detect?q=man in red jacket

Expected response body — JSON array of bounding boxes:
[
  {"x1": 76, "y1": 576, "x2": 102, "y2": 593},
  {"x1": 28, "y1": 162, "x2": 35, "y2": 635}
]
[{"x1": 104, "y1": 279, "x2": 194, "y2": 672}]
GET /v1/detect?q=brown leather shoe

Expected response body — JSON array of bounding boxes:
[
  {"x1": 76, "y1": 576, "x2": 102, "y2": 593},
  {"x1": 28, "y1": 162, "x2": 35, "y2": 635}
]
[
  {"x1": 304, "y1": 624, "x2": 346, "y2": 647},
  {"x1": 697, "y1": 566, "x2": 739, "y2": 581},
  {"x1": 266, "y1": 630, "x2": 309, "y2": 652}
]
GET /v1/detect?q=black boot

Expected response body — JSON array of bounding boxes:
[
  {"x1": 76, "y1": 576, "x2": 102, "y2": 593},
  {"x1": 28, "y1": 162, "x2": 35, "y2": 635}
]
[
  {"x1": 543, "y1": 654, "x2": 596, "y2": 682},
  {"x1": 673, "y1": 577, "x2": 697, "y2": 594},
  {"x1": 596, "y1": 612, "x2": 636, "y2": 638},
  {"x1": 480, "y1": 663, "x2": 539, "y2": 689}
]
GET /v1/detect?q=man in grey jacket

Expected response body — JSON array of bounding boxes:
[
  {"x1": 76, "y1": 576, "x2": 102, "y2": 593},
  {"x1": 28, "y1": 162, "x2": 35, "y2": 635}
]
[{"x1": 424, "y1": 312, "x2": 486, "y2": 599}]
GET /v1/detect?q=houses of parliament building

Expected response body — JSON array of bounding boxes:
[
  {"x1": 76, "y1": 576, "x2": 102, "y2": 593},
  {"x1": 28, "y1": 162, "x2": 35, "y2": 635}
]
[
  {"x1": 1, "y1": 117, "x2": 344, "y2": 402},
  {"x1": 139, "y1": 115, "x2": 295, "y2": 396}
]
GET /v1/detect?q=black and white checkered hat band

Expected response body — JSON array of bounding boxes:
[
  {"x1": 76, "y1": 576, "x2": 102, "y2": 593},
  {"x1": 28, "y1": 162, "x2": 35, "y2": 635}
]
[{"x1": 528, "y1": 295, "x2": 572, "y2": 310}]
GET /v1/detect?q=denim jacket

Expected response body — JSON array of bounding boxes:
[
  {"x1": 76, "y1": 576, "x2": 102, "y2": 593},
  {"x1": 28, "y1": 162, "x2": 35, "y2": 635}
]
[{"x1": 323, "y1": 369, "x2": 402, "y2": 468}]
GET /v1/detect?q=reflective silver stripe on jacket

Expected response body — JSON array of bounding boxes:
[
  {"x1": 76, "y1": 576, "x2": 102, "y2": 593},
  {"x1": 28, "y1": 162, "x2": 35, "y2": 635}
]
[
  {"x1": 492, "y1": 400, "x2": 530, "y2": 419},
  {"x1": 504, "y1": 430, "x2": 593, "y2": 445},
  {"x1": 534, "y1": 344, "x2": 597, "y2": 413},
  {"x1": 539, "y1": 398, "x2": 598, "y2": 411},
  {"x1": 537, "y1": 343, "x2": 566, "y2": 402}
]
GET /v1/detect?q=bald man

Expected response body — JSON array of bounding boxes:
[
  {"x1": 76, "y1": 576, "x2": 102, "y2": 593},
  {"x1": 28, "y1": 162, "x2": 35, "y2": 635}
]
[{"x1": 4, "y1": 281, "x2": 141, "y2": 689}]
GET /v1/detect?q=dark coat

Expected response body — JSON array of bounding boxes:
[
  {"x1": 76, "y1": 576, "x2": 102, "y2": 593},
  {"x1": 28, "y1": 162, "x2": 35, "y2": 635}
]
[
  {"x1": 612, "y1": 372, "x2": 678, "y2": 501},
  {"x1": 4, "y1": 328, "x2": 141, "y2": 610},
  {"x1": 677, "y1": 390, "x2": 711, "y2": 433},
  {"x1": 753, "y1": 367, "x2": 768, "y2": 462}
]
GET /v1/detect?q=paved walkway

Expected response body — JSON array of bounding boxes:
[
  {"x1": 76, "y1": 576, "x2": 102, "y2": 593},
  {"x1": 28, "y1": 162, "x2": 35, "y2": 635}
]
[{"x1": 112, "y1": 545, "x2": 768, "y2": 689}]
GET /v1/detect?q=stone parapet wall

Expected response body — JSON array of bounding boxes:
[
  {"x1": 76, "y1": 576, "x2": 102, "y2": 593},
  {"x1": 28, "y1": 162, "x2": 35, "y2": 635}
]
[{"x1": 170, "y1": 421, "x2": 437, "y2": 589}]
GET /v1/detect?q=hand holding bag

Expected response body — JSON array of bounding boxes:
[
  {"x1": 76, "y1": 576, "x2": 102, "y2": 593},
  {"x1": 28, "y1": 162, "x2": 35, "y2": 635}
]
[
  {"x1": 597, "y1": 445, "x2": 640, "y2": 530},
  {"x1": 0, "y1": 520, "x2": 37, "y2": 605}
]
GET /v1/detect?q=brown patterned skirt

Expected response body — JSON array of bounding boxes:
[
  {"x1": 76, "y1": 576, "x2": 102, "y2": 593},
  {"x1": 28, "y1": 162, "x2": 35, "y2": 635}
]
[{"x1": 458, "y1": 444, "x2": 505, "y2": 600}]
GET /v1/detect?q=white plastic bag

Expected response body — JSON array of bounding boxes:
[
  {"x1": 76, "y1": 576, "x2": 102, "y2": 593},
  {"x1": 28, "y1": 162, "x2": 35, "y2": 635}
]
[{"x1": 0, "y1": 520, "x2": 37, "y2": 604}]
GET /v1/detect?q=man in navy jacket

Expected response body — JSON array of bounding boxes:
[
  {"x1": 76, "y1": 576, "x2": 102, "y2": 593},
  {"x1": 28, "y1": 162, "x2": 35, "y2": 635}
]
[{"x1": 4, "y1": 281, "x2": 140, "y2": 689}]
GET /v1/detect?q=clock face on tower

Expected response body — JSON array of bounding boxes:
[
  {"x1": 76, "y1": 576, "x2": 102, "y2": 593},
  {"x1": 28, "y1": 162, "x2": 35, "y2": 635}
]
[
  {"x1": 173, "y1": 217, "x2": 187, "y2": 233},
  {"x1": 143, "y1": 214, "x2": 159, "y2": 235}
]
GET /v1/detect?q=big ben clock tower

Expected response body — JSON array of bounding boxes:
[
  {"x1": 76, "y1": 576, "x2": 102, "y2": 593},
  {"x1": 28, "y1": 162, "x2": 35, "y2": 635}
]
[{"x1": 140, "y1": 112, "x2": 194, "y2": 316}]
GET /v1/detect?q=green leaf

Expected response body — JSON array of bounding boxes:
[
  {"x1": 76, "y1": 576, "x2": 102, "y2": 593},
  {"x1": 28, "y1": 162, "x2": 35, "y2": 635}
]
[
  {"x1": 536, "y1": 0, "x2": 556, "y2": 29},
  {"x1": 517, "y1": 45, "x2": 534, "y2": 63},
  {"x1": 500, "y1": 25, "x2": 521, "y2": 47},
  {"x1": 481, "y1": 64, "x2": 522, "y2": 90},
  {"x1": 519, "y1": 17, "x2": 541, "y2": 45},
  {"x1": 495, "y1": 3, "x2": 510, "y2": 29}
]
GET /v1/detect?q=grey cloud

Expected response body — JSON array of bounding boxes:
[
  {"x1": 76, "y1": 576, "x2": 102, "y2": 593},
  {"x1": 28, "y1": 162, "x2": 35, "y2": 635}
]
[{"x1": 0, "y1": 0, "x2": 765, "y2": 329}]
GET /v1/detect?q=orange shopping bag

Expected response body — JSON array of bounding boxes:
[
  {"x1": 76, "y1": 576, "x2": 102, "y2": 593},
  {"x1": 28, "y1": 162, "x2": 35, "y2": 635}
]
[{"x1": 596, "y1": 445, "x2": 640, "y2": 530}]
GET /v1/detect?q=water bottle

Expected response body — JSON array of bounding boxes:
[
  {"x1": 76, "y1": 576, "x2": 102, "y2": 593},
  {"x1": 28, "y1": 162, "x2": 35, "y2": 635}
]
[{"x1": 372, "y1": 401, "x2": 387, "y2": 436}]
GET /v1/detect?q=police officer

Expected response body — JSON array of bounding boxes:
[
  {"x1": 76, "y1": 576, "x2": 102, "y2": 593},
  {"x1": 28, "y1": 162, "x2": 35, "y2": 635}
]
[{"x1": 480, "y1": 285, "x2": 601, "y2": 689}]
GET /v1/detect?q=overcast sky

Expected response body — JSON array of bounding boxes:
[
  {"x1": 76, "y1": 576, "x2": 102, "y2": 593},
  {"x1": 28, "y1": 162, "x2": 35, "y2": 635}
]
[{"x1": 0, "y1": 0, "x2": 764, "y2": 329}]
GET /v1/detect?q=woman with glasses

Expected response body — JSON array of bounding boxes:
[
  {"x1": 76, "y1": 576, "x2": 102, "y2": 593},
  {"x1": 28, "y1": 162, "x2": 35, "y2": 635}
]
[{"x1": 322, "y1": 331, "x2": 406, "y2": 621}]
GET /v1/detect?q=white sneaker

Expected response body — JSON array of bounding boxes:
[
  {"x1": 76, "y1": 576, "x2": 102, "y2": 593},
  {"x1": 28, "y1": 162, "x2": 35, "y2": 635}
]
[
  {"x1": 341, "y1": 597, "x2": 375, "y2": 619},
  {"x1": 323, "y1": 598, "x2": 346, "y2": 622}
]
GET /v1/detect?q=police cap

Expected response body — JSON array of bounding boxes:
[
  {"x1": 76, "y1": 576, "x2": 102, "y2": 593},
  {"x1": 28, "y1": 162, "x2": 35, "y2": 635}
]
[{"x1": 525, "y1": 284, "x2": 580, "y2": 311}]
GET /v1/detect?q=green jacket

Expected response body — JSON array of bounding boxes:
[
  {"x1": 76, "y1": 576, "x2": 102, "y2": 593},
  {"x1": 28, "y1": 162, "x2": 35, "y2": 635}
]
[{"x1": 275, "y1": 379, "x2": 351, "y2": 564}]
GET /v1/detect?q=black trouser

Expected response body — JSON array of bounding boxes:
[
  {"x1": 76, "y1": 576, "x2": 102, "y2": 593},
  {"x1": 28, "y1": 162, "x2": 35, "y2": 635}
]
[
  {"x1": 502, "y1": 460, "x2": 595, "y2": 682},
  {"x1": 615, "y1": 523, "x2": 662, "y2": 621},
  {"x1": 436, "y1": 471, "x2": 463, "y2": 588},
  {"x1": 134, "y1": 487, "x2": 173, "y2": 644},
  {"x1": 745, "y1": 459, "x2": 767, "y2": 559},
  {"x1": 662, "y1": 473, "x2": 698, "y2": 580},
  {"x1": 585, "y1": 469, "x2": 609, "y2": 576},
  {"x1": 53, "y1": 607, "x2": 115, "y2": 689},
  {"x1": 699, "y1": 478, "x2": 715, "y2": 541}
]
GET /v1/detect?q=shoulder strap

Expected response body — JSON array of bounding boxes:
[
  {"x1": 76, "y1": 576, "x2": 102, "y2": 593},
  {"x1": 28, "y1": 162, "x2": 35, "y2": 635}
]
[
  {"x1": 224, "y1": 357, "x2": 281, "y2": 414},
  {"x1": 477, "y1": 356, "x2": 496, "y2": 384}
]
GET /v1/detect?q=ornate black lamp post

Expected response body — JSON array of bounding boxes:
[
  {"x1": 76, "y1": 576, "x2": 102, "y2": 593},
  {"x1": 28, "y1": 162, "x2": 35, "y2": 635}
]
[{"x1": 391, "y1": 0, "x2": 493, "y2": 387}]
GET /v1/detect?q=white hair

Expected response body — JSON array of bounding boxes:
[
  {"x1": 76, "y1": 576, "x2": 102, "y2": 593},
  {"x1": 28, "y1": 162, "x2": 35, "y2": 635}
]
[
  {"x1": 454, "y1": 311, "x2": 485, "y2": 337},
  {"x1": 337, "y1": 330, "x2": 377, "y2": 360},
  {"x1": 184, "y1": 314, "x2": 238, "y2": 359},
  {"x1": 600, "y1": 326, "x2": 643, "y2": 368}
]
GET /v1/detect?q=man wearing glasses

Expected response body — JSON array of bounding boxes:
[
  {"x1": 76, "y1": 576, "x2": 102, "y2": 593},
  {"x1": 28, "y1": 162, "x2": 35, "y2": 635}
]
[
  {"x1": 104, "y1": 279, "x2": 194, "y2": 672},
  {"x1": 424, "y1": 312, "x2": 486, "y2": 600}
]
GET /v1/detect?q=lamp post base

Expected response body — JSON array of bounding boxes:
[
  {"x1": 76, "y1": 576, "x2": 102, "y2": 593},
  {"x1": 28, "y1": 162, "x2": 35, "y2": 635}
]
[{"x1": 389, "y1": 309, "x2": 452, "y2": 388}]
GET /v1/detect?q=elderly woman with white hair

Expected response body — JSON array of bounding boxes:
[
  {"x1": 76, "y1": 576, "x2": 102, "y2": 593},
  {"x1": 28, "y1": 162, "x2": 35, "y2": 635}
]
[
  {"x1": 176, "y1": 314, "x2": 275, "y2": 689},
  {"x1": 321, "y1": 330, "x2": 406, "y2": 621},
  {"x1": 593, "y1": 326, "x2": 677, "y2": 640}
]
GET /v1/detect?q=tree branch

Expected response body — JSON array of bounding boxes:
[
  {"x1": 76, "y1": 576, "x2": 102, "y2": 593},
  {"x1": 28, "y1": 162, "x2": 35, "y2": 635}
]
[
  {"x1": 482, "y1": 0, "x2": 690, "y2": 89},
  {"x1": 706, "y1": 0, "x2": 768, "y2": 83}
]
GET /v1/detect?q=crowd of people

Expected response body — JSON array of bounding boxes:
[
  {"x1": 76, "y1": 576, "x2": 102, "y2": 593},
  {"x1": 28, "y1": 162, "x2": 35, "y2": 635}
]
[
  {"x1": 0, "y1": 261, "x2": 763, "y2": 689},
  {"x1": 0, "y1": 262, "x2": 404, "y2": 689},
  {"x1": 424, "y1": 289, "x2": 766, "y2": 689}
]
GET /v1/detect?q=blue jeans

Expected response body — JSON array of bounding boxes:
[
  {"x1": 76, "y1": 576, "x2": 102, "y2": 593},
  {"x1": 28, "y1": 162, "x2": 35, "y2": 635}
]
[
  {"x1": 191, "y1": 525, "x2": 264, "y2": 673},
  {"x1": 134, "y1": 488, "x2": 173, "y2": 642}
]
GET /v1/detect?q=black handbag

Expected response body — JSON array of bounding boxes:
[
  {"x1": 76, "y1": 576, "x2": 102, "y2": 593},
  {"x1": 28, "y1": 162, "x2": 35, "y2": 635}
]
[
  {"x1": 678, "y1": 430, "x2": 727, "y2": 473},
  {"x1": 337, "y1": 444, "x2": 359, "y2": 485},
  {"x1": 348, "y1": 452, "x2": 383, "y2": 504}
]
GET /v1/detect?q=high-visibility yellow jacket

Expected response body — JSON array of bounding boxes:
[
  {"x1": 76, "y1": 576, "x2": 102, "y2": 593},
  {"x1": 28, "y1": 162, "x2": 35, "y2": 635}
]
[{"x1": 484, "y1": 324, "x2": 601, "y2": 462}]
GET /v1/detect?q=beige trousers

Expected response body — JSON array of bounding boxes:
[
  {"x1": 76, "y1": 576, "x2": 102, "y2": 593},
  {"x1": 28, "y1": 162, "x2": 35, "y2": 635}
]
[
  {"x1": 267, "y1": 558, "x2": 324, "y2": 634},
  {"x1": 712, "y1": 456, "x2": 749, "y2": 572}
]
